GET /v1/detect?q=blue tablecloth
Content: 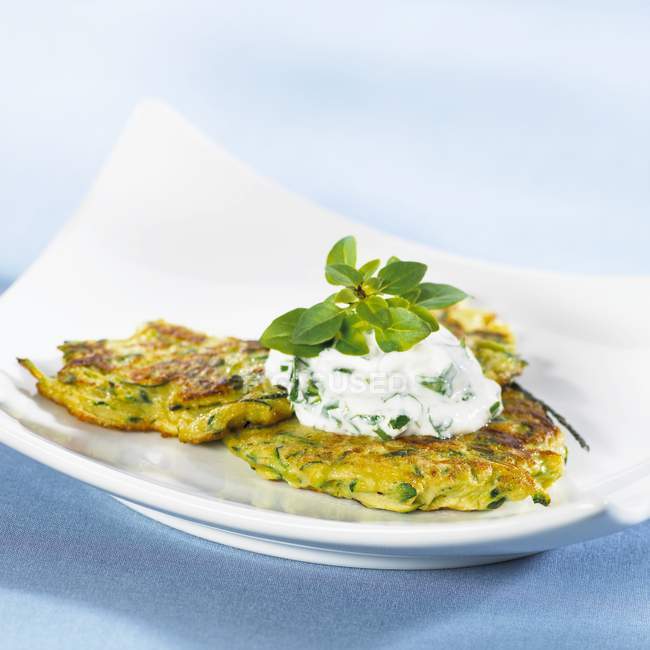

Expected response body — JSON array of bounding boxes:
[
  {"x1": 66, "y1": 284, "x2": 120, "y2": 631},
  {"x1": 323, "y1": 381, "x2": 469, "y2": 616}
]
[
  {"x1": 2, "y1": 442, "x2": 649, "y2": 649},
  {"x1": 2, "y1": 3, "x2": 650, "y2": 648}
]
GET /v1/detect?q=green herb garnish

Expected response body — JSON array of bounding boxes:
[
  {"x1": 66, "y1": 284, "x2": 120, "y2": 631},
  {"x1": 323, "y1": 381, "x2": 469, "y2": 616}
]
[
  {"x1": 322, "y1": 401, "x2": 340, "y2": 414},
  {"x1": 304, "y1": 378, "x2": 321, "y2": 403},
  {"x1": 389, "y1": 414, "x2": 410, "y2": 430},
  {"x1": 420, "y1": 365, "x2": 456, "y2": 397},
  {"x1": 489, "y1": 401, "x2": 502, "y2": 418},
  {"x1": 260, "y1": 236, "x2": 467, "y2": 356},
  {"x1": 395, "y1": 482, "x2": 417, "y2": 502},
  {"x1": 374, "y1": 426, "x2": 392, "y2": 441},
  {"x1": 288, "y1": 361, "x2": 300, "y2": 402}
]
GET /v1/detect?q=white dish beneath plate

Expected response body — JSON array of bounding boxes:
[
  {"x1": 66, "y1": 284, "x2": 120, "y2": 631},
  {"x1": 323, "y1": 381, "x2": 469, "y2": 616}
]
[{"x1": 0, "y1": 100, "x2": 648, "y2": 569}]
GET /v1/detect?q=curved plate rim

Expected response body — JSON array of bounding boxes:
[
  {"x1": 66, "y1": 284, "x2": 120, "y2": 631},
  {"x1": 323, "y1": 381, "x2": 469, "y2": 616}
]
[{"x1": 0, "y1": 407, "x2": 618, "y2": 552}]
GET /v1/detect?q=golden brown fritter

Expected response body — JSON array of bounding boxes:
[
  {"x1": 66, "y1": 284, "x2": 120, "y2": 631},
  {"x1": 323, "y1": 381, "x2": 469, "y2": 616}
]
[
  {"x1": 19, "y1": 320, "x2": 291, "y2": 443},
  {"x1": 224, "y1": 386, "x2": 566, "y2": 512},
  {"x1": 17, "y1": 310, "x2": 567, "y2": 513}
]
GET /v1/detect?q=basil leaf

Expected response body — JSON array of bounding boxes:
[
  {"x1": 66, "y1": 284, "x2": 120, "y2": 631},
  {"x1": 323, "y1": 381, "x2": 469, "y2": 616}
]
[
  {"x1": 374, "y1": 307, "x2": 431, "y2": 352},
  {"x1": 292, "y1": 301, "x2": 344, "y2": 344},
  {"x1": 327, "y1": 236, "x2": 357, "y2": 267},
  {"x1": 401, "y1": 286, "x2": 421, "y2": 303},
  {"x1": 377, "y1": 261, "x2": 427, "y2": 295},
  {"x1": 386, "y1": 296, "x2": 409, "y2": 308},
  {"x1": 260, "y1": 308, "x2": 327, "y2": 357},
  {"x1": 334, "y1": 288, "x2": 358, "y2": 304},
  {"x1": 358, "y1": 258, "x2": 380, "y2": 279},
  {"x1": 334, "y1": 314, "x2": 369, "y2": 355},
  {"x1": 361, "y1": 277, "x2": 382, "y2": 295},
  {"x1": 325, "y1": 263, "x2": 362, "y2": 287},
  {"x1": 260, "y1": 308, "x2": 304, "y2": 349},
  {"x1": 408, "y1": 304, "x2": 439, "y2": 331},
  {"x1": 276, "y1": 341, "x2": 326, "y2": 357},
  {"x1": 356, "y1": 295, "x2": 390, "y2": 328},
  {"x1": 415, "y1": 283, "x2": 468, "y2": 309},
  {"x1": 262, "y1": 236, "x2": 467, "y2": 358}
]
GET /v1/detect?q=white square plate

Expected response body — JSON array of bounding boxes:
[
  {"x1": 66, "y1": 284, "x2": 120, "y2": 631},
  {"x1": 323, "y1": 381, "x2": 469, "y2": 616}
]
[{"x1": 1, "y1": 101, "x2": 649, "y2": 569}]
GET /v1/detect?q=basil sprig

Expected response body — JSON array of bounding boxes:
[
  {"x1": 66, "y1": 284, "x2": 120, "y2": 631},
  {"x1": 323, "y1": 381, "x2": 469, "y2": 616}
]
[{"x1": 260, "y1": 236, "x2": 468, "y2": 357}]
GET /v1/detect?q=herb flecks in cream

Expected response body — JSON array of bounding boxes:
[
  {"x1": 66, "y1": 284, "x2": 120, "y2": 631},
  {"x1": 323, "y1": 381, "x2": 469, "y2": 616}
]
[{"x1": 266, "y1": 325, "x2": 502, "y2": 440}]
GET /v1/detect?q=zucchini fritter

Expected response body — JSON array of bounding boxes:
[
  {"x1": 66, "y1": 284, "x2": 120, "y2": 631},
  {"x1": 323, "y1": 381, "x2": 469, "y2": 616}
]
[
  {"x1": 18, "y1": 310, "x2": 559, "y2": 512},
  {"x1": 18, "y1": 321, "x2": 292, "y2": 443},
  {"x1": 224, "y1": 386, "x2": 566, "y2": 512}
]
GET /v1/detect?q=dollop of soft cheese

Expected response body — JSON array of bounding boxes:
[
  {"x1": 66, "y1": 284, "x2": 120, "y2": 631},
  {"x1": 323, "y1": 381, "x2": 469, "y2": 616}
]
[{"x1": 265, "y1": 326, "x2": 502, "y2": 439}]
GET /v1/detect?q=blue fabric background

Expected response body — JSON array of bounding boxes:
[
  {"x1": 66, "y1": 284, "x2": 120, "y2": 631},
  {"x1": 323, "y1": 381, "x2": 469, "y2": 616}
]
[
  {"x1": 2, "y1": 442, "x2": 649, "y2": 650},
  {"x1": 2, "y1": 3, "x2": 649, "y2": 648},
  {"x1": 2, "y1": 2, "x2": 650, "y2": 282}
]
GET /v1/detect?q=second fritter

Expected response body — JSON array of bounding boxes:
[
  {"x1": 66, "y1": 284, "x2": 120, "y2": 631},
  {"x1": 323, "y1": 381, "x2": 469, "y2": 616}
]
[{"x1": 225, "y1": 386, "x2": 566, "y2": 512}]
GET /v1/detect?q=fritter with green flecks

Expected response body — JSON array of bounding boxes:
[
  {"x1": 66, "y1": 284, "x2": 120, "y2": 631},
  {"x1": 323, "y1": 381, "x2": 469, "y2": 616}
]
[
  {"x1": 224, "y1": 386, "x2": 565, "y2": 512},
  {"x1": 18, "y1": 321, "x2": 292, "y2": 443}
]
